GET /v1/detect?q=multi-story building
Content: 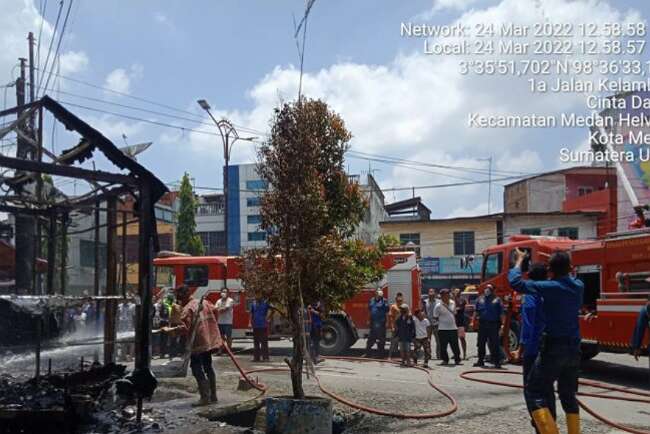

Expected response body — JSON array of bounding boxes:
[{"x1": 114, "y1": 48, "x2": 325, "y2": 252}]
[
  {"x1": 196, "y1": 194, "x2": 226, "y2": 255},
  {"x1": 504, "y1": 166, "x2": 617, "y2": 237},
  {"x1": 199, "y1": 164, "x2": 388, "y2": 255},
  {"x1": 380, "y1": 214, "x2": 501, "y2": 290}
]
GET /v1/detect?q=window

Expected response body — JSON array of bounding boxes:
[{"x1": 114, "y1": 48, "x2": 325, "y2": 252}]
[
  {"x1": 453, "y1": 231, "x2": 475, "y2": 255},
  {"x1": 79, "y1": 239, "x2": 107, "y2": 268},
  {"x1": 578, "y1": 186, "x2": 594, "y2": 196},
  {"x1": 154, "y1": 207, "x2": 175, "y2": 223},
  {"x1": 558, "y1": 227, "x2": 579, "y2": 240},
  {"x1": 521, "y1": 228, "x2": 541, "y2": 236},
  {"x1": 247, "y1": 215, "x2": 262, "y2": 225},
  {"x1": 155, "y1": 265, "x2": 175, "y2": 288},
  {"x1": 184, "y1": 265, "x2": 208, "y2": 286},
  {"x1": 248, "y1": 232, "x2": 266, "y2": 242},
  {"x1": 482, "y1": 252, "x2": 503, "y2": 280},
  {"x1": 246, "y1": 180, "x2": 268, "y2": 190},
  {"x1": 198, "y1": 231, "x2": 226, "y2": 255},
  {"x1": 246, "y1": 196, "x2": 262, "y2": 207},
  {"x1": 399, "y1": 233, "x2": 421, "y2": 257}
]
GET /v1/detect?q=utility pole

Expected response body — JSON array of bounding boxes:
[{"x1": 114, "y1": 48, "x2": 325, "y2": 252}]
[
  {"x1": 15, "y1": 58, "x2": 36, "y2": 294},
  {"x1": 28, "y1": 32, "x2": 44, "y2": 293},
  {"x1": 197, "y1": 99, "x2": 257, "y2": 256}
]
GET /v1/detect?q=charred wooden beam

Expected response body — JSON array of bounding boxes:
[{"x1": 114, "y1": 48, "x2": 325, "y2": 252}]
[{"x1": 0, "y1": 155, "x2": 136, "y2": 185}]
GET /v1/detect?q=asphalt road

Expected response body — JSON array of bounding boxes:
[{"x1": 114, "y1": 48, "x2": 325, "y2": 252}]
[{"x1": 205, "y1": 332, "x2": 650, "y2": 434}]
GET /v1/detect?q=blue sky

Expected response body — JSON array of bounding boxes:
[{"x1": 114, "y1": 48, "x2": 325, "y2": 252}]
[{"x1": 1, "y1": 0, "x2": 649, "y2": 217}]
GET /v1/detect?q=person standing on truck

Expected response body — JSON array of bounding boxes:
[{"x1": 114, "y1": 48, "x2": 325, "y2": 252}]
[
  {"x1": 308, "y1": 302, "x2": 323, "y2": 364},
  {"x1": 412, "y1": 309, "x2": 432, "y2": 367},
  {"x1": 161, "y1": 285, "x2": 222, "y2": 406},
  {"x1": 395, "y1": 304, "x2": 416, "y2": 367},
  {"x1": 434, "y1": 289, "x2": 462, "y2": 365},
  {"x1": 520, "y1": 262, "x2": 557, "y2": 434},
  {"x1": 250, "y1": 292, "x2": 271, "y2": 362},
  {"x1": 473, "y1": 283, "x2": 504, "y2": 368},
  {"x1": 509, "y1": 248, "x2": 584, "y2": 434},
  {"x1": 365, "y1": 289, "x2": 389, "y2": 358},
  {"x1": 388, "y1": 292, "x2": 404, "y2": 359},
  {"x1": 423, "y1": 288, "x2": 441, "y2": 360},
  {"x1": 216, "y1": 289, "x2": 235, "y2": 351},
  {"x1": 453, "y1": 288, "x2": 468, "y2": 360}
]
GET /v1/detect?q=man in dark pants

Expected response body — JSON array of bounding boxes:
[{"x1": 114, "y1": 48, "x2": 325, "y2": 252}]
[
  {"x1": 473, "y1": 283, "x2": 504, "y2": 368},
  {"x1": 631, "y1": 294, "x2": 650, "y2": 387},
  {"x1": 434, "y1": 289, "x2": 462, "y2": 365},
  {"x1": 162, "y1": 286, "x2": 222, "y2": 406},
  {"x1": 365, "y1": 289, "x2": 389, "y2": 358},
  {"x1": 308, "y1": 302, "x2": 323, "y2": 364},
  {"x1": 509, "y1": 249, "x2": 584, "y2": 434},
  {"x1": 250, "y1": 292, "x2": 271, "y2": 362},
  {"x1": 520, "y1": 262, "x2": 557, "y2": 433}
]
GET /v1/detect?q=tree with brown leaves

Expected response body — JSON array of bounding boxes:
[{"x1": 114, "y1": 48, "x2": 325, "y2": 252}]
[{"x1": 241, "y1": 99, "x2": 393, "y2": 398}]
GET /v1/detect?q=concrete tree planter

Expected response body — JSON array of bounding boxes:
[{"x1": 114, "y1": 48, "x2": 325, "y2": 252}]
[{"x1": 265, "y1": 396, "x2": 332, "y2": 434}]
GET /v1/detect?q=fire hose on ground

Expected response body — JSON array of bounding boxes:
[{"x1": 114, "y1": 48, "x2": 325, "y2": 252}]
[
  {"x1": 223, "y1": 344, "x2": 648, "y2": 430},
  {"x1": 460, "y1": 369, "x2": 650, "y2": 434},
  {"x1": 222, "y1": 344, "x2": 458, "y2": 419}
]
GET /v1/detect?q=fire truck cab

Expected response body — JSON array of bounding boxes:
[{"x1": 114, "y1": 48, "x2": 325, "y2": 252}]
[
  {"x1": 153, "y1": 251, "x2": 421, "y2": 356},
  {"x1": 479, "y1": 232, "x2": 650, "y2": 359}
]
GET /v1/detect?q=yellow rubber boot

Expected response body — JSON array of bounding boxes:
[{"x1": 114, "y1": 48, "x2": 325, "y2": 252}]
[
  {"x1": 566, "y1": 413, "x2": 580, "y2": 434},
  {"x1": 531, "y1": 408, "x2": 560, "y2": 434}
]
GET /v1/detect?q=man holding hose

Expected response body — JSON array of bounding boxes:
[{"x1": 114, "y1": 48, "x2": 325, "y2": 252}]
[
  {"x1": 509, "y1": 249, "x2": 583, "y2": 434},
  {"x1": 162, "y1": 285, "x2": 223, "y2": 406}
]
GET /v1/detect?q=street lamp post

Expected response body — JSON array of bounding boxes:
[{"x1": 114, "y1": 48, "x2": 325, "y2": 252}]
[{"x1": 197, "y1": 99, "x2": 257, "y2": 256}]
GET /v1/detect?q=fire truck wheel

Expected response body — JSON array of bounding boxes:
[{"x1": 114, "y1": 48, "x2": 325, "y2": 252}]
[
  {"x1": 506, "y1": 321, "x2": 520, "y2": 353},
  {"x1": 319, "y1": 318, "x2": 350, "y2": 356}
]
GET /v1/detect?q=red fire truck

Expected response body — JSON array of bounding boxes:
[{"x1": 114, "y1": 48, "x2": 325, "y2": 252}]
[
  {"x1": 153, "y1": 251, "x2": 421, "y2": 356},
  {"x1": 479, "y1": 231, "x2": 650, "y2": 360}
]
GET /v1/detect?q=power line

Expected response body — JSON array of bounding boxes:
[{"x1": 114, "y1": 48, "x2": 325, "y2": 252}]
[
  {"x1": 348, "y1": 150, "x2": 527, "y2": 177},
  {"x1": 37, "y1": 0, "x2": 63, "y2": 96},
  {"x1": 42, "y1": 0, "x2": 73, "y2": 95}
]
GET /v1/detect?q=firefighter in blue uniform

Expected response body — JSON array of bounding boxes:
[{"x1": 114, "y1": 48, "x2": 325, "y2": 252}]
[
  {"x1": 366, "y1": 289, "x2": 389, "y2": 358},
  {"x1": 473, "y1": 283, "x2": 504, "y2": 368},
  {"x1": 509, "y1": 249, "x2": 583, "y2": 434}
]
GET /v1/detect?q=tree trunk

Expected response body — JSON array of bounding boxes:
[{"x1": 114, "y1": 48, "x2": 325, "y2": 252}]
[{"x1": 288, "y1": 299, "x2": 305, "y2": 399}]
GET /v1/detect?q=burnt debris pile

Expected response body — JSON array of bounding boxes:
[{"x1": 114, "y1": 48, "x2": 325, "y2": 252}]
[{"x1": 0, "y1": 363, "x2": 126, "y2": 433}]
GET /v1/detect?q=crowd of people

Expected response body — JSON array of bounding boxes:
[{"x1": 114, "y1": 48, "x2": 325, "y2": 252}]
[{"x1": 365, "y1": 287, "x2": 474, "y2": 367}]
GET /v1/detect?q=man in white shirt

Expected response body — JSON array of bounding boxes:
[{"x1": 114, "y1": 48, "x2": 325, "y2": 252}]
[
  {"x1": 423, "y1": 288, "x2": 441, "y2": 360},
  {"x1": 215, "y1": 289, "x2": 235, "y2": 350},
  {"x1": 433, "y1": 288, "x2": 461, "y2": 365},
  {"x1": 412, "y1": 309, "x2": 432, "y2": 367}
]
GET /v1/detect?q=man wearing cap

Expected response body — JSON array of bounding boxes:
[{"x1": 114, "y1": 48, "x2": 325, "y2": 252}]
[
  {"x1": 473, "y1": 283, "x2": 504, "y2": 368},
  {"x1": 216, "y1": 289, "x2": 235, "y2": 351},
  {"x1": 161, "y1": 285, "x2": 222, "y2": 406},
  {"x1": 366, "y1": 289, "x2": 389, "y2": 358},
  {"x1": 395, "y1": 303, "x2": 416, "y2": 366}
]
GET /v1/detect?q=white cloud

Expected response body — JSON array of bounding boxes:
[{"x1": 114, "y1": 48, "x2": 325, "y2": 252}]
[
  {"x1": 0, "y1": 0, "x2": 89, "y2": 99},
  {"x1": 433, "y1": 0, "x2": 480, "y2": 13},
  {"x1": 58, "y1": 50, "x2": 88, "y2": 75},
  {"x1": 104, "y1": 64, "x2": 144, "y2": 95},
  {"x1": 181, "y1": 0, "x2": 642, "y2": 217}
]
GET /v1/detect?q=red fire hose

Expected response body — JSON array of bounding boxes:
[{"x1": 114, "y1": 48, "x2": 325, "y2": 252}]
[
  {"x1": 222, "y1": 344, "x2": 458, "y2": 419},
  {"x1": 460, "y1": 369, "x2": 650, "y2": 434}
]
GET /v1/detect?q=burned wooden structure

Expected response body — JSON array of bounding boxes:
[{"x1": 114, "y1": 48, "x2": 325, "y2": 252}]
[{"x1": 0, "y1": 95, "x2": 167, "y2": 423}]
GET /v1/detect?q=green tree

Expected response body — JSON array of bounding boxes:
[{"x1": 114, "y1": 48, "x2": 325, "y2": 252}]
[
  {"x1": 175, "y1": 173, "x2": 204, "y2": 256},
  {"x1": 241, "y1": 99, "x2": 393, "y2": 398}
]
